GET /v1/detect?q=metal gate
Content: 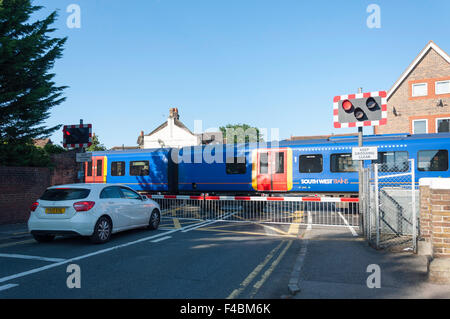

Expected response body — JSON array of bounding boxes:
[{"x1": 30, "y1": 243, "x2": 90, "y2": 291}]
[
  {"x1": 361, "y1": 159, "x2": 419, "y2": 252},
  {"x1": 146, "y1": 194, "x2": 360, "y2": 227}
]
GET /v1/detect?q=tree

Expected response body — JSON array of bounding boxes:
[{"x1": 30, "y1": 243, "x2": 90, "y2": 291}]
[
  {"x1": 0, "y1": 0, "x2": 67, "y2": 144},
  {"x1": 219, "y1": 124, "x2": 263, "y2": 144},
  {"x1": 86, "y1": 134, "x2": 107, "y2": 151}
]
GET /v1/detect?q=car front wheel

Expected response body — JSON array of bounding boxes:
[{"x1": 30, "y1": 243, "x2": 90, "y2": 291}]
[{"x1": 90, "y1": 216, "x2": 112, "y2": 244}]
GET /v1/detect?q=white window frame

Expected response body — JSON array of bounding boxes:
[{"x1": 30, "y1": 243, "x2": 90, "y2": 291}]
[
  {"x1": 436, "y1": 117, "x2": 450, "y2": 133},
  {"x1": 435, "y1": 80, "x2": 450, "y2": 95},
  {"x1": 412, "y1": 82, "x2": 428, "y2": 97},
  {"x1": 412, "y1": 119, "x2": 428, "y2": 134}
]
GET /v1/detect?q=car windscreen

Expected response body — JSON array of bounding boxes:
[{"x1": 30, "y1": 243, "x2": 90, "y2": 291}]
[{"x1": 40, "y1": 188, "x2": 91, "y2": 201}]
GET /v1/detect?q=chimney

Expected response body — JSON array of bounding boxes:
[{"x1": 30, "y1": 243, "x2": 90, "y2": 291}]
[{"x1": 169, "y1": 108, "x2": 179, "y2": 120}]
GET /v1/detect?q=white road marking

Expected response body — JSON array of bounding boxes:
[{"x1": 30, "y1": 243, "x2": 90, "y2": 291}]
[
  {"x1": 0, "y1": 253, "x2": 65, "y2": 263},
  {"x1": 338, "y1": 212, "x2": 358, "y2": 237},
  {"x1": 0, "y1": 283, "x2": 18, "y2": 292},
  {"x1": 0, "y1": 226, "x2": 190, "y2": 285},
  {"x1": 150, "y1": 236, "x2": 171, "y2": 243},
  {"x1": 181, "y1": 212, "x2": 236, "y2": 233}
]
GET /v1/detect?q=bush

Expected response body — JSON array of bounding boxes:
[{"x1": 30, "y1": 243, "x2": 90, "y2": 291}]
[{"x1": 0, "y1": 140, "x2": 69, "y2": 167}]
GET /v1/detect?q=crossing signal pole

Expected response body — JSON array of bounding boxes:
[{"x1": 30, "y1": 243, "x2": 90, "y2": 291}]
[
  {"x1": 63, "y1": 119, "x2": 92, "y2": 183},
  {"x1": 333, "y1": 89, "x2": 388, "y2": 234}
]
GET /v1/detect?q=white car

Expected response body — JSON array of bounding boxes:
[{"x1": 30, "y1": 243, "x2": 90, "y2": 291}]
[{"x1": 28, "y1": 183, "x2": 161, "y2": 244}]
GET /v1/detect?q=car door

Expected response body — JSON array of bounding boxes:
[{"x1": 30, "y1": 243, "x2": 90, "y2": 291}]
[
  {"x1": 119, "y1": 187, "x2": 148, "y2": 227},
  {"x1": 99, "y1": 186, "x2": 128, "y2": 230}
]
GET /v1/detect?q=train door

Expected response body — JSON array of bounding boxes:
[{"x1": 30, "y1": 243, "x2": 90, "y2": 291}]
[
  {"x1": 253, "y1": 148, "x2": 292, "y2": 192},
  {"x1": 85, "y1": 156, "x2": 107, "y2": 183}
]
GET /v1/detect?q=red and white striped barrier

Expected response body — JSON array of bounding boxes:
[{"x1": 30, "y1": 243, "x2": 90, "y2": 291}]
[{"x1": 145, "y1": 194, "x2": 359, "y2": 203}]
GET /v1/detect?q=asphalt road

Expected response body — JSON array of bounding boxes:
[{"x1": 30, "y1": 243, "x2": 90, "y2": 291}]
[{"x1": 0, "y1": 218, "x2": 304, "y2": 299}]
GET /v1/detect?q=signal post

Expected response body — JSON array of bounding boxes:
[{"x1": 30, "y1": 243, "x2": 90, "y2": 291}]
[
  {"x1": 63, "y1": 120, "x2": 93, "y2": 183},
  {"x1": 333, "y1": 90, "x2": 387, "y2": 234}
]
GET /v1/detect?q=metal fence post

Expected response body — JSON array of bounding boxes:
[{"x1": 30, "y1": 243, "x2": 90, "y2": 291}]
[
  {"x1": 411, "y1": 158, "x2": 417, "y2": 253},
  {"x1": 374, "y1": 163, "x2": 380, "y2": 249}
]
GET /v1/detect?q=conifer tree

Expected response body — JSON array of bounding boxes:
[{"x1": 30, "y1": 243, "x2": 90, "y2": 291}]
[{"x1": 0, "y1": 0, "x2": 67, "y2": 143}]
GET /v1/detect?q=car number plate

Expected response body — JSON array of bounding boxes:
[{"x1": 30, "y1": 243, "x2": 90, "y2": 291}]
[{"x1": 45, "y1": 207, "x2": 66, "y2": 214}]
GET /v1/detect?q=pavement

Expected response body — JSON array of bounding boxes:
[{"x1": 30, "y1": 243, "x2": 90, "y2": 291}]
[
  {"x1": 288, "y1": 226, "x2": 450, "y2": 299},
  {"x1": 0, "y1": 221, "x2": 449, "y2": 298}
]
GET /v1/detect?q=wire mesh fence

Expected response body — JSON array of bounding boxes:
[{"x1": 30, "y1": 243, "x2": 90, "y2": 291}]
[{"x1": 361, "y1": 159, "x2": 419, "y2": 252}]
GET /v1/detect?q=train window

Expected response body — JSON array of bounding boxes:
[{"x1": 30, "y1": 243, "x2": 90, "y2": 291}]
[
  {"x1": 275, "y1": 152, "x2": 284, "y2": 174},
  {"x1": 87, "y1": 161, "x2": 92, "y2": 176},
  {"x1": 260, "y1": 153, "x2": 268, "y2": 174},
  {"x1": 372, "y1": 151, "x2": 409, "y2": 172},
  {"x1": 130, "y1": 161, "x2": 150, "y2": 176},
  {"x1": 417, "y1": 150, "x2": 448, "y2": 171},
  {"x1": 111, "y1": 161, "x2": 126, "y2": 176},
  {"x1": 299, "y1": 154, "x2": 323, "y2": 173},
  {"x1": 330, "y1": 153, "x2": 358, "y2": 172},
  {"x1": 96, "y1": 160, "x2": 103, "y2": 176},
  {"x1": 226, "y1": 157, "x2": 246, "y2": 174}
]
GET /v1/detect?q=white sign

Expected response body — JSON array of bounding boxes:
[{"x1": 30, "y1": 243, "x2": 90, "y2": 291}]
[
  {"x1": 352, "y1": 147, "x2": 378, "y2": 160},
  {"x1": 76, "y1": 152, "x2": 92, "y2": 162}
]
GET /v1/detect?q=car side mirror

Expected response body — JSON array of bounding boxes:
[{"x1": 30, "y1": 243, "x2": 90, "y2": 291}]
[{"x1": 141, "y1": 195, "x2": 148, "y2": 201}]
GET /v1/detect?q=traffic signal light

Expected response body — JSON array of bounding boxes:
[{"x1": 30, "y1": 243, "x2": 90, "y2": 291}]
[
  {"x1": 333, "y1": 91, "x2": 387, "y2": 128},
  {"x1": 63, "y1": 124, "x2": 92, "y2": 148}
]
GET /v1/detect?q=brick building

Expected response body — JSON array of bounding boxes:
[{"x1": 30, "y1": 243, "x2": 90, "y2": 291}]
[{"x1": 375, "y1": 41, "x2": 450, "y2": 135}]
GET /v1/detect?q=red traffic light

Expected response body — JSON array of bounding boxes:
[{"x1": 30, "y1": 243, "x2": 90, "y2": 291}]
[{"x1": 342, "y1": 100, "x2": 353, "y2": 112}]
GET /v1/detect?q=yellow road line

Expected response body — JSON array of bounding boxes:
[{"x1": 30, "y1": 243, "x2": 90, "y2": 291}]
[
  {"x1": 173, "y1": 218, "x2": 181, "y2": 229},
  {"x1": 249, "y1": 240, "x2": 293, "y2": 298},
  {"x1": 227, "y1": 241, "x2": 285, "y2": 299},
  {"x1": 288, "y1": 211, "x2": 303, "y2": 235},
  {"x1": 198, "y1": 222, "x2": 254, "y2": 230},
  {"x1": 195, "y1": 227, "x2": 296, "y2": 238},
  {"x1": 259, "y1": 224, "x2": 289, "y2": 236}
]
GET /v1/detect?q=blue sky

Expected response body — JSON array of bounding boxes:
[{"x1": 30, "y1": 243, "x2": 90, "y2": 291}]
[{"x1": 35, "y1": 0, "x2": 450, "y2": 148}]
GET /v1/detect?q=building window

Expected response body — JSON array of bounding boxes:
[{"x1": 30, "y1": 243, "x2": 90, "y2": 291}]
[
  {"x1": 226, "y1": 157, "x2": 246, "y2": 174},
  {"x1": 111, "y1": 161, "x2": 126, "y2": 176},
  {"x1": 412, "y1": 119, "x2": 427, "y2": 134},
  {"x1": 130, "y1": 161, "x2": 149, "y2": 176},
  {"x1": 436, "y1": 80, "x2": 450, "y2": 95},
  {"x1": 299, "y1": 154, "x2": 323, "y2": 173},
  {"x1": 436, "y1": 118, "x2": 450, "y2": 133},
  {"x1": 372, "y1": 151, "x2": 409, "y2": 172},
  {"x1": 330, "y1": 153, "x2": 358, "y2": 173},
  {"x1": 412, "y1": 83, "x2": 428, "y2": 97},
  {"x1": 417, "y1": 150, "x2": 448, "y2": 171}
]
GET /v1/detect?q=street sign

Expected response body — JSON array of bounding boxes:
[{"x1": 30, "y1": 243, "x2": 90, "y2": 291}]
[
  {"x1": 352, "y1": 147, "x2": 378, "y2": 160},
  {"x1": 76, "y1": 152, "x2": 92, "y2": 163}
]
